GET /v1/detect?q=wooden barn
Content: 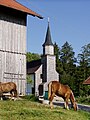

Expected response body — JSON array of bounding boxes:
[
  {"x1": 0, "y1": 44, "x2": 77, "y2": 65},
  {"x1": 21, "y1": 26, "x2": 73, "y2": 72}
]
[{"x1": 0, "y1": 0, "x2": 43, "y2": 95}]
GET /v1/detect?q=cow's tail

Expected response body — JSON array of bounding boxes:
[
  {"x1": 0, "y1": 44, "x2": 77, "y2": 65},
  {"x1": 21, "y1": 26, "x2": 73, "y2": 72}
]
[{"x1": 48, "y1": 81, "x2": 52, "y2": 100}]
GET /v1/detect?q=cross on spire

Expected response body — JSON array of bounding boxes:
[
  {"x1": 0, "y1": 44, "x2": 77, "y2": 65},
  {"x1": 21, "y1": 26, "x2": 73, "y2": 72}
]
[{"x1": 48, "y1": 17, "x2": 50, "y2": 23}]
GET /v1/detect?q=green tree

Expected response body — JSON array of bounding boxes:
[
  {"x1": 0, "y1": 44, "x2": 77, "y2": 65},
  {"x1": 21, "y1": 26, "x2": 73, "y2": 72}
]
[
  {"x1": 26, "y1": 75, "x2": 33, "y2": 84},
  {"x1": 60, "y1": 41, "x2": 76, "y2": 65},
  {"x1": 60, "y1": 41, "x2": 77, "y2": 92},
  {"x1": 77, "y1": 43, "x2": 90, "y2": 96},
  {"x1": 26, "y1": 52, "x2": 41, "y2": 62},
  {"x1": 54, "y1": 42, "x2": 63, "y2": 77}
]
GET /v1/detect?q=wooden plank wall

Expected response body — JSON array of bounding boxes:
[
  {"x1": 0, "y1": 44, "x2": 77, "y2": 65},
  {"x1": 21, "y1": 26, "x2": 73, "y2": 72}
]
[{"x1": 0, "y1": 12, "x2": 27, "y2": 95}]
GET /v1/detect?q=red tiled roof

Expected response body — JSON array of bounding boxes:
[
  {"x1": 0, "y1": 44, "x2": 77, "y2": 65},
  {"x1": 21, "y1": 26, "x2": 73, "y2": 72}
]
[
  {"x1": 83, "y1": 76, "x2": 90, "y2": 85},
  {"x1": 0, "y1": 0, "x2": 43, "y2": 19}
]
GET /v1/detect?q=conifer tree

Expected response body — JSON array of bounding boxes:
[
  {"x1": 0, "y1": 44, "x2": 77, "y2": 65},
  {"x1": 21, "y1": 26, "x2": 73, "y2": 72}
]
[{"x1": 60, "y1": 41, "x2": 77, "y2": 91}]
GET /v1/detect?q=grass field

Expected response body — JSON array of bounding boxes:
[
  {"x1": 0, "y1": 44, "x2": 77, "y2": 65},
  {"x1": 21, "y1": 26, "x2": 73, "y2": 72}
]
[{"x1": 0, "y1": 100, "x2": 90, "y2": 120}]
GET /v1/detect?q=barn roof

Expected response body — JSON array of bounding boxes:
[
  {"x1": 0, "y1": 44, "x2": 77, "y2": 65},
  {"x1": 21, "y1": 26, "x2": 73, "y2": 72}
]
[
  {"x1": 83, "y1": 76, "x2": 90, "y2": 85},
  {"x1": 0, "y1": 0, "x2": 43, "y2": 19}
]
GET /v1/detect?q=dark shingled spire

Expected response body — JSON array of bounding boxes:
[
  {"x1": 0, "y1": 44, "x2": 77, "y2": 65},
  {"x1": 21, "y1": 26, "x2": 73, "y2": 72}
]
[{"x1": 43, "y1": 20, "x2": 53, "y2": 46}]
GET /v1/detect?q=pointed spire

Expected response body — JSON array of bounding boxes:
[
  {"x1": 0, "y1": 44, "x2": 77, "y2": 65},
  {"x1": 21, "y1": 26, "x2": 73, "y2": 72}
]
[
  {"x1": 43, "y1": 18, "x2": 53, "y2": 46},
  {"x1": 48, "y1": 17, "x2": 50, "y2": 23}
]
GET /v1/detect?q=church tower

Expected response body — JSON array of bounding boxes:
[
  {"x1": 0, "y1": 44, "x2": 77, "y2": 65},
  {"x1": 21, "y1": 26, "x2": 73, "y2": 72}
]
[
  {"x1": 43, "y1": 22, "x2": 54, "y2": 55},
  {"x1": 42, "y1": 20, "x2": 59, "y2": 91}
]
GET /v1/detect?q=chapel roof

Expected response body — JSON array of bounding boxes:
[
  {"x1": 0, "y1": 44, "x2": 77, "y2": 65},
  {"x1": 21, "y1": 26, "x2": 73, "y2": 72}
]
[
  {"x1": 43, "y1": 22, "x2": 53, "y2": 46},
  {"x1": 0, "y1": 0, "x2": 43, "y2": 19},
  {"x1": 27, "y1": 59, "x2": 42, "y2": 74}
]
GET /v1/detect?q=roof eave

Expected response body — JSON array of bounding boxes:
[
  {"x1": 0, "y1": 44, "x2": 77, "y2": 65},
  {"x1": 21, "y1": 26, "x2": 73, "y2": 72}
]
[
  {"x1": 0, "y1": 0, "x2": 43, "y2": 19},
  {"x1": 28, "y1": 13, "x2": 43, "y2": 19}
]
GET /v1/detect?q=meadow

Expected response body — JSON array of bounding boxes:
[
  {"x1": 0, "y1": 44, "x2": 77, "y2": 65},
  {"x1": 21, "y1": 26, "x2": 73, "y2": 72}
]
[{"x1": 0, "y1": 99, "x2": 90, "y2": 120}]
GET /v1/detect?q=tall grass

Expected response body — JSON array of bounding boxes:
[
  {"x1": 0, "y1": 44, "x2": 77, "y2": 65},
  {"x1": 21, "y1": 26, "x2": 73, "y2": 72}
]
[{"x1": 0, "y1": 99, "x2": 89, "y2": 120}]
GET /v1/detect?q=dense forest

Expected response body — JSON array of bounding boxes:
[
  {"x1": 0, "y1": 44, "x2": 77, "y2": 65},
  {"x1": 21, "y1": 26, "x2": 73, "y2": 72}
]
[{"x1": 26, "y1": 41, "x2": 90, "y2": 97}]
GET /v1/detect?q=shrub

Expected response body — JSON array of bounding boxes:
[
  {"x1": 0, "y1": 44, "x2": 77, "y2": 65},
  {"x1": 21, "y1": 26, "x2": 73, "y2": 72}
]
[
  {"x1": 23, "y1": 94, "x2": 39, "y2": 102},
  {"x1": 76, "y1": 96, "x2": 90, "y2": 105}
]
